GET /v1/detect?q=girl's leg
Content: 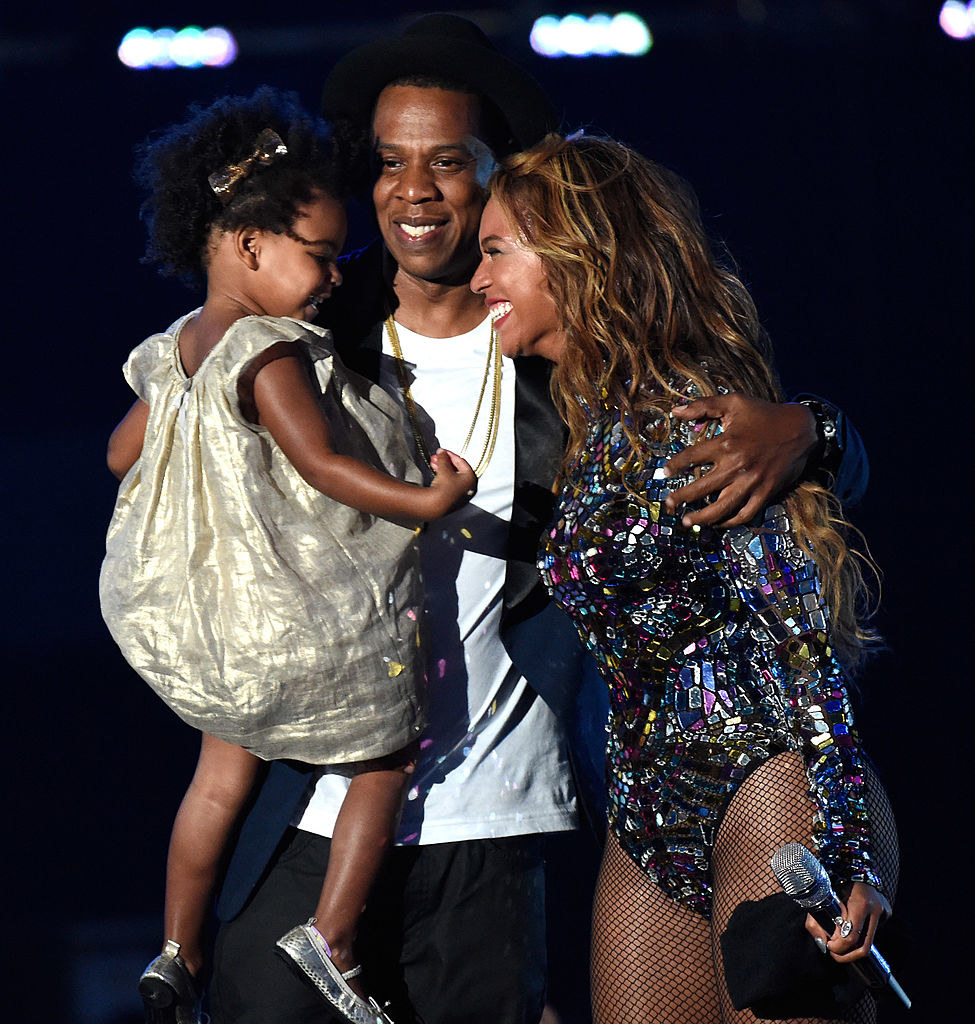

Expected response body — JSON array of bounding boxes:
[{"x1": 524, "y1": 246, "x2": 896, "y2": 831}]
[
  {"x1": 710, "y1": 751, "x2": 899, "y2": 1024},
  {"x1": 163, "y1": 732, "x2": 261, "y2": 976},
  {"x1": 309, "y1": 746, "x2": 415, "y2": 997},
  {"x1": 591, "y1": 831, "x2": 721, "y2": 1024}
]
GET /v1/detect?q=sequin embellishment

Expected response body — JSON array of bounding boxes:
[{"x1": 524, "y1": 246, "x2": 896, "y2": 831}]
[{"x1": 538, "y1": 408, "x2": 879, "y2": 917}]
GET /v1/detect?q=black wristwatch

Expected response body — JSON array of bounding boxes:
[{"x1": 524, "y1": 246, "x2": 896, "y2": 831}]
[{"x1": 796, "y1": 397, "x2": 844, "y2": 476}]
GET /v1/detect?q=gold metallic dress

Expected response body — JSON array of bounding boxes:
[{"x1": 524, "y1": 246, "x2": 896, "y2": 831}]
[{"x1": 100, "y1": 312, "x2": 426, "y2": 764}]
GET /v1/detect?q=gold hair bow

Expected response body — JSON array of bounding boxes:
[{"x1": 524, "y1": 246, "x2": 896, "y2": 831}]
[{"x1": 208, "y1": 128, "x2": 288, "y2": 204}]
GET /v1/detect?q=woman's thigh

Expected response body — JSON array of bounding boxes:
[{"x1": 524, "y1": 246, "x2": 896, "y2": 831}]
[
  {"x1": 591, "y1": 831, "x2": 720, "y2": 1024},
  {"x1": 710, "y1": 751, "x2": 886, "y2": 1024}
]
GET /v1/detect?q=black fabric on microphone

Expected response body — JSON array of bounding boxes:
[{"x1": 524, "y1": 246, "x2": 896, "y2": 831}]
[
  {"x1": 771, "y1": 843, "x2": 911, "y2": 1010},
  {"x1": 720, "y1": 892, "x2": 868, "y2": 1017}
]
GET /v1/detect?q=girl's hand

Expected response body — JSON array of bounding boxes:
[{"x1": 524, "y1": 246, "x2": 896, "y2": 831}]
[
  {"x1": 427, "y1": 449, "x2": 477, "y2": 517},
  {"x1": 805, "y1": 881, "x2": 892, "y2": 963}
]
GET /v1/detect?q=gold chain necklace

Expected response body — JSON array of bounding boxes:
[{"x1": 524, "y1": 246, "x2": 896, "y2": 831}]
[{"x1": 385, "y1": 314, "x2": 502, "y2": 479}]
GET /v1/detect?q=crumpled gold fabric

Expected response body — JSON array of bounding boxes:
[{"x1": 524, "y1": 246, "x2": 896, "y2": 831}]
[{"x1": 100, "y1": 312, "x2": 426, "y2": 764}]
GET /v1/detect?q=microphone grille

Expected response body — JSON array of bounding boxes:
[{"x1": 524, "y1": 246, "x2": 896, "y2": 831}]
[{"x1": 770, "y1": 842, "x2": 832, "y2": 907}]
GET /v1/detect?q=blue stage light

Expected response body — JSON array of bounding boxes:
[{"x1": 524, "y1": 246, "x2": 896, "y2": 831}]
[
  {"x1": 530, "y1": 12, "x2": 652, "y2": 58},
  {"x1": 118, "y1": 26, "x2": 238, "y2": 69},
  {"x1": 940, "y1": 1, "x2": 975, "y2": 38}
]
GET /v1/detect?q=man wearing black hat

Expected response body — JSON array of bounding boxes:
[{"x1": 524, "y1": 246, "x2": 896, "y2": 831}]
[{"x1": 209, "y1": 15, "x2": 866, "y2": 1024}]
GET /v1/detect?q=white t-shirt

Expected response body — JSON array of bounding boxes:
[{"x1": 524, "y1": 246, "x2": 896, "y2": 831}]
[{"x1": 297, "y1": 317, "x2": 578, "y2": 844}]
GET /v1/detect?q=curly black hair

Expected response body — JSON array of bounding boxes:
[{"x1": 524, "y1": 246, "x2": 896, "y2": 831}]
[{"x1": 135, "y1": 86, "x2": 358, "y2": 289}]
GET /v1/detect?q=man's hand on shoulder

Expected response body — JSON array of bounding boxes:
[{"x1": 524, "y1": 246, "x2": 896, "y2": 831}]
[{"x1": 663, "y1": 394, "x2": 817, "y2": 528}]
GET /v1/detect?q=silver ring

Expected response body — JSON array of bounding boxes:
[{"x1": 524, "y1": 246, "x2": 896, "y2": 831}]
[{"x1": 839, "y1": 919, "x2": 853, "y2": 939}]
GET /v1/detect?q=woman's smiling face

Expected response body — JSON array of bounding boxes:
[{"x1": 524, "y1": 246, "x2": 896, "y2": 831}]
[{"x1": 471, "y1": 197, "x2": 565, "y2": 362}]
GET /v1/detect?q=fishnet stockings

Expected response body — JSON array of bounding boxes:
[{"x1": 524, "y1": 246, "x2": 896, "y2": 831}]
[
  {"x1": 592, "y1": 833, "x2": 720, "y2": 1023},
  {"x1": 591, "y1": 753, "x2": 899, "y2": 1024}
]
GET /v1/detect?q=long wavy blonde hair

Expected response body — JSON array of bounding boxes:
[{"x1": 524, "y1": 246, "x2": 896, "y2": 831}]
[{"x1": 489, "y1": 134, "x2": 877, "y2": 668}]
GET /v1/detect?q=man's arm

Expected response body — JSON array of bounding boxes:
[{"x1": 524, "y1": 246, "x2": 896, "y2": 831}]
[{"x1": 663, "y1": 393, "x2": 868, "y2": 527}]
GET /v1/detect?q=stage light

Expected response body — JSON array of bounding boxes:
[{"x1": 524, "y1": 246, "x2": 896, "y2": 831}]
[
  {"x1": 170, "y1": 27, "x2": 204, "y2": 67},
  {"x1": 117, "y1": 28, "x2": 158, "y2": 69},
  {"x1": 610, "y1": 12, "x2": 654, "y2": 55},
  {"x1": 530, "y1": 16, "x2": 561, "y2": 56},
  {"x1": 118, "y1": 26, "x2": 238, "y2": 69},
  {"x1": 530, "y1": 12, "x2": 652, "y2": 58},
  {"x1": 586, "y1": 15, "x2": 616, "y2": 56},
  {"x1": 200, "y1": 28, "x2": 237, "y2": 67},
  {"x1": 939, "y1": 1, "x2": 975, "y2": 39},
  {"x1": 149, "y1": 29, "x2": 177, "y2": 67},
  {"x1": 558, "y1": 14, "x2": 591, "y2": 57}
]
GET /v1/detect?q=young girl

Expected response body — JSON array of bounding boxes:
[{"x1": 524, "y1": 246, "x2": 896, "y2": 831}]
[{"x1": 100, "y1": 87, "x2": 475, "y2": 1024}]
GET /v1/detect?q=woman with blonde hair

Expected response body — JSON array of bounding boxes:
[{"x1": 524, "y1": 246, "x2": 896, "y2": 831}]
[{"x1": 472, "y1": 134, "x2": 898, "y2": 1024}]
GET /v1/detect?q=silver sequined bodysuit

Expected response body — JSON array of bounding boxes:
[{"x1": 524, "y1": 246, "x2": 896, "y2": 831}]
[{"x1": 538, "y1": 407, "x2": 881, "y2": 917}]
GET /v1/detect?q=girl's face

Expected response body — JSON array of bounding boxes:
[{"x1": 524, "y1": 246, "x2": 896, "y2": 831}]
[
  {"x1": 471, "y1": 197, "x2": 564, "y2": 362},
  {"x1": 252, "y1": 192, "x2": 347, "y2": 321}
]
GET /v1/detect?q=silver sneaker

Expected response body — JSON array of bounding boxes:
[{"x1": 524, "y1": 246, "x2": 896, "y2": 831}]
[
  {"x1": 276, "y1": 919, "x2": 393, "y2": 1024},
  {"x1": 138, "y1": 939, "x2": 205, "y2": 1024}
]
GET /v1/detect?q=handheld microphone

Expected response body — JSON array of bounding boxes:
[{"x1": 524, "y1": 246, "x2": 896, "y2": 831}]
[{"x1": 770, "y1": 842, "x2": 910, "y2": 1010}]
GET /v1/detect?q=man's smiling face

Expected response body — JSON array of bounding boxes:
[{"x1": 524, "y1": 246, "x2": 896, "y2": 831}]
[{"x1": 371, "y1": 84, "x2": 494, "y2": 287}]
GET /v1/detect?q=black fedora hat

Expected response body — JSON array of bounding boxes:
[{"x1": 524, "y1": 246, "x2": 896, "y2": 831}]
[{"x1": 321, "y1": 13, "x2": 559, "y2": 152}]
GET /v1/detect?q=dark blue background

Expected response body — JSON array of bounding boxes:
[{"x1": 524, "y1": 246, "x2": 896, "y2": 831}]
[{"x1": 3, "y1": 2, "x2": 964, "y2": 1020}]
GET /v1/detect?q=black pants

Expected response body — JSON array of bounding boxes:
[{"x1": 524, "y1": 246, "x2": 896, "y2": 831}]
[{"x1": 209, "y1": 829, "x2": 547, "y2": 1024}]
